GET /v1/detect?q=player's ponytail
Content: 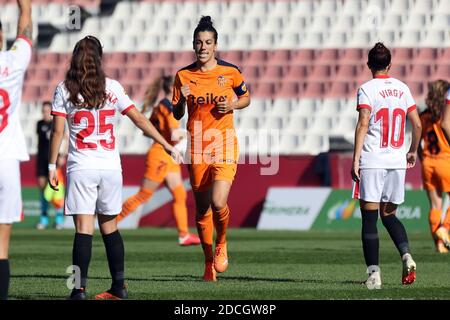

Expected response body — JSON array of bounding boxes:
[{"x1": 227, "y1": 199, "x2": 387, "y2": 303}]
[
  {"x1": 65, "y1": 35, "x2": 106, "y2": 109},
  {"x1": 426, "y1": 79, "x2": 450, "y2": 123},
  {"x1": 367, "y1": 42, "x2": 391, "y2": 72},
  {"x1": 142, "y1": 75, "x2": 174, "y2": 113},
  {"x1": 193, "y1": 16, "x2": 218, "y2": 43}
]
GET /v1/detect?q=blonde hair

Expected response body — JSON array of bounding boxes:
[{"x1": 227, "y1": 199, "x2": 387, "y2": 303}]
[{"x1": 141, "y1": 75, "x2": 173, "y2": 113}]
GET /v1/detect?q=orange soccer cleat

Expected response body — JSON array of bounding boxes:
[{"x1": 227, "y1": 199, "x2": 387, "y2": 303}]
[
  {"x1": 435, "y1": 227, "x2": 450, "y2": 249},
  {"x1": 179, "y1": 233, "x2": 201, "y2": 246},
  {"x1": 214, "y1": 243, "x2": 228, "y2": 273},
  {"x1": 436, "y1": 240, "x2": 449, "y2": 253},
  {"x1": 203, "y1": 262, "x2": 217, "y2": 282},
  {"x1": 95, "y1": 286, "x2": 128, "y2": 300}
]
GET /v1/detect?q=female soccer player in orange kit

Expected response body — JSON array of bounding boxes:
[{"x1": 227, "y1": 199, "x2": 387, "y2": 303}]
[
  {"x1": 117, "y1": 76, "x2": 200, "y2": 246},
  {"x1": 172, "y1": 16, "x2": 250, "y2": 281},
  {"x1": 419, "y1": 79, "x2": 450, "y2": 253}
]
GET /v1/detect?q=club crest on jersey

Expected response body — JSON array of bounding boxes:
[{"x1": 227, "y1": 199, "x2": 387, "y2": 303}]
[{"x1": 217, "y1": 75, "x2": 226, "y2": 87}]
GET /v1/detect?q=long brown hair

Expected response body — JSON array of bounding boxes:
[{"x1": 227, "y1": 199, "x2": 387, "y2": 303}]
[
  {"x1": 142, "y1": 75, "x2": 173, "y2": 113},
  {"x1": 65, "y1": 36, "x2": 106, "y2": 109},
  {"x1": 425, "y1": 79, "x2": 450, "y2": 123}
]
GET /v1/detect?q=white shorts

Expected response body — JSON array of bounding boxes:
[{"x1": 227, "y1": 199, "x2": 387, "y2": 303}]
[
  {"x1": 352, "y1": 169, "x2": 406, "y2": 205},
  {"x1": 65, "y1": 170, "x2": 123, "y2": 216},
  {"x1": 0, "y1": 159, "x2": 23, "y2": 224}
]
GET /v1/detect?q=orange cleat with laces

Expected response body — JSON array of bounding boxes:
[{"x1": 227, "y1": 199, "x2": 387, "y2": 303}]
[{"x1": 214, "y1": 243, "x2": 228, "y2": 273}]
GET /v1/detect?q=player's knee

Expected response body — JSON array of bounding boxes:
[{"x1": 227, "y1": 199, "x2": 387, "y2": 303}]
[{"x1": 211, "y1": 199, "x2": 227, "y2": 212}]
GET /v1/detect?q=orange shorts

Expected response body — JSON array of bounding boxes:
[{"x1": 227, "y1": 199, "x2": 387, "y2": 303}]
[
  {"x1": 421, "y1": 157, "x2": 450, "y2": 192},
  {"x1": 144, "y1": 144, "x2": 180, "y2": 183},
  {"x1": 188, "y1": 159, "x2": 237, "y2": 192}
]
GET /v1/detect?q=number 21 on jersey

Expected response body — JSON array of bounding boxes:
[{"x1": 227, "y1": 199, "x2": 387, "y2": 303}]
[{"x1": 375, "y1": 107, "x2": 406, "y2": 149}]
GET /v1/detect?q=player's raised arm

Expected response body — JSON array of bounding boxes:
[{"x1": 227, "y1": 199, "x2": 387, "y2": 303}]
[
  {"x1": 216, "y1": 67, "x2": 250, "y2": 114},
  {"x1": 17, "y1": 0, "x2": 32, "y2": 40},
  {"x1": 126, "y1": 107, "x2": 182, "y2": 163}
]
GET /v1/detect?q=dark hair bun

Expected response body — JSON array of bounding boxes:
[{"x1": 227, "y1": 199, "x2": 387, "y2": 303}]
[{"x1": 198, "y1": 16, "x2": 213, "y2": 27}]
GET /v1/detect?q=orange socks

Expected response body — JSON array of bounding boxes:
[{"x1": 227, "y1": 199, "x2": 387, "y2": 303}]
[
  {"x1": 443, "y1": 207, "x2": 450, "y2": 231},
  {"x1": 118, "y1": 188, "x2": 153, "y2": 222},
  {"x1": 171, "y1": 185, "x2": 188, "y2": 237},
  {"x1": 196, "y1": 209, "x2": 214, "y2": 262},
  {"x1": 429, "y1": 208, "x2": 442, "y2": 235},
  {"x1": 213, "y1": 205, "x2": 230, "y2": 245}
]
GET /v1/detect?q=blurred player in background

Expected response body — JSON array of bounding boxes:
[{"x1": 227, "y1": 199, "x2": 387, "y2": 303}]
[
  {"x1": 48, "y1": 36, "x2": 181, "y2": 300},
  {"x1": 419, "y1": 80, "x2": 450, "y2": 253},
  {"x1": 0, "y1": 0, "x2": 32, "y2": 300},
  {"x1": 118, "y1": 75, "x2": 200, "y2": 246},
  {"x1": 36, "y1": 101, "x2": 65, "y2": 230},
  {"x1": 173, "y1": 16, "x2": 250, "y2": 281},
  {"x1": 351, "y1": 43, "x2": 422, "y2": 289}
]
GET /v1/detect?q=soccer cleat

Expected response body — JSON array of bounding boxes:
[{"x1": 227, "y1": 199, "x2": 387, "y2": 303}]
[
  {"x1": 363, "y1": 266, "x2": 381, "y2": 290},
  {"x1": 214, "y1": 243, "x2": 228, "y2": 273},
  {"x1": 402, "y1": 253, "x2": 416, "y2": 285},
  {"x1": 54, "y1": 223, "x2": 64, "y2": 230},
  {"x1": 436, "y1": 240, "x2": 449, "y2": 253},
  {"x1": 435, "y1": 227, "x2": 450, "y2": 249},
  {"x1": 36, "y1": 216, "x2": 49, "y2": 230},
  {"x1": 68, "y1": 287, "x2": 87, "y2": 300},
  {"x1": 55, "y1": 214, "x2": 64, "y2": 230},
  {"x1": 95, "y1": 285, "x2": 128, "y2": 300},
  {"x1": 203, "y1": 262, "x2": 217, "y2": 282},
  {"x1": 364, "y1": 272, "x2": 382, "y2": 290},
  {"x1": 178, "y1": 234, "x2": 201, "y2": 246}
]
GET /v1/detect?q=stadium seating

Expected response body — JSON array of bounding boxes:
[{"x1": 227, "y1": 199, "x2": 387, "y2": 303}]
[{"x1": 1, "y1": 0, "x2": 447, "y2": 155}]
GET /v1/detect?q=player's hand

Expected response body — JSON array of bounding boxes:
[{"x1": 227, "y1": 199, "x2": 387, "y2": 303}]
[
  {"x1": 406, "y1": 152, "x2": 417, "y2": 168},
  {"x1": 48, "y1": 169, "x2": 59, "y2": 191},
  {"x1": 165, "y1": 144, "x2": 183, "y2": 164},
  {"x1": 351, "y1": 162, "x2": 360, "y2": 182},
  {"x1": 216, "y1": 100, "x2": 236, "y2": 114},
  {"x1": 180, "y1": 85, "x2": 191, "y2": 99}
]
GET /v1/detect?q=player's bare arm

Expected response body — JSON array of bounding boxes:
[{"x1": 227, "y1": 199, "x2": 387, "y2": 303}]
[
  {"x1": 47, "y1": 116, "x2": 66, "y2": 190},
  {"x1": 173, "y1": 84, "x2": 189, "y2": 120},
  {"x1": 406, "y1": 109, "x2": 422, "y2": 168},
  {"x1": 351, "y1": 108, "x2": 370, "y2": 181},
  {"x1": 17, "y1": 0, "x2": 32, "y2": 40},
  {"x1": 216, "y1": 95, "x2": 250, "y2": 114},
  {"x1": 441, "y1": 104, "x2": 450, "y2": 144},
  {"x1": 126, "y1": 108, "x2": 183, "y2": 163}
]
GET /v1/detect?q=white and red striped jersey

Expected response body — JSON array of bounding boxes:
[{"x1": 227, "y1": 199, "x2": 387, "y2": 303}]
[
  {"x1": 356, "y1": 75, "x2": 416, "y2": 169},
  {"x1": 0, "y1": 36, "x2": 32, "y2": 161},
  {"x1": 446, "y1": 88, "x2": 450, "y2": 105},
  {"x1": 51, "y1": 78, "x2": 135, "y2": 173}
]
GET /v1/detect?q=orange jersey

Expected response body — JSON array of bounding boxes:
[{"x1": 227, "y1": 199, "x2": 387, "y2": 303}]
[
  {"x1": 172, "y1": 59, "x2": 249, "y2": 161},
  {"x1": 149, "y1": 98, "x2": 179, "y2": 147},
  {"x1": 420, "y1": 110, "x2": 450, "y2": 159}
]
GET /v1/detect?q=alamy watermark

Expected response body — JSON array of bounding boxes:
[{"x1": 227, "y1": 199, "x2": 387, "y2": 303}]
[
  {"x1": 66, "y1": 265, "x2": 81, "y2": 290},
  {"x1": 173, "y1": 121, "x2": 280, "y2": 175},
  {"x1": 67, "y1": 6, "x2": 82, "y2": 31}
]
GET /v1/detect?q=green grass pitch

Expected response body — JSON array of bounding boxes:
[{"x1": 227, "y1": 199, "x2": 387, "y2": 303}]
[{"x1": 7, "y1": 228, "x2": 450, "y2": 300}]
